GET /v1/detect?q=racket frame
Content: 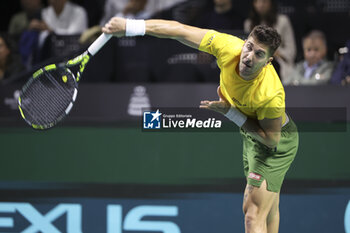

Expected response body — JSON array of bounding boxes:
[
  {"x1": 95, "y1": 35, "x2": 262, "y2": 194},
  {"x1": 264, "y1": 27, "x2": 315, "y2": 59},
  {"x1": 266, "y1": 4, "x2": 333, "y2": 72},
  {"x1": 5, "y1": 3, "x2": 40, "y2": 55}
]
[{"x1": 18, "y1": 33, "x2": 112, "y2": 129}]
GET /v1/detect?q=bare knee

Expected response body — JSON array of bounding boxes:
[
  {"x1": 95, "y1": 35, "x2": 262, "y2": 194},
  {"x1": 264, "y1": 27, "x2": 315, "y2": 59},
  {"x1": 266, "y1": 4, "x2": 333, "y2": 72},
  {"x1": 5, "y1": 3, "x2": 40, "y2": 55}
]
[
  {"x1": 245, "y1": 211, "x2": 258, "y2": 227},
  {"x1": 244, "y1": 208, "x2": 266, "y2": 233},
  {"x1": 244, "y1": 202, "x2": 266, "y2": 232},
  {"x1": 242, "y1": 181, "x2": 277, "y2": 232}
]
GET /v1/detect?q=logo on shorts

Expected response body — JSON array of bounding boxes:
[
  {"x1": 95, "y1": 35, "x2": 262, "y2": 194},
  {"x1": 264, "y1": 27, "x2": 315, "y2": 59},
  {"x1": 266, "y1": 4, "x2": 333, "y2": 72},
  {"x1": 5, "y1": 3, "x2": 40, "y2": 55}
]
[
  {"x1": 143, "y1": 109, "x2": 162, "y2": 129},
  {"x1": 248, "y1": 172, "x2": 262, "y2": 181}
]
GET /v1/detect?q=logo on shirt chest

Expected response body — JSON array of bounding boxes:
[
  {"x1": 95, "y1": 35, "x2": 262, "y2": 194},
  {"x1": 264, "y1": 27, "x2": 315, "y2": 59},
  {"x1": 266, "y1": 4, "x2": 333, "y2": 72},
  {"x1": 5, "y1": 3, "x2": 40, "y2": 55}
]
[{"x1": 232, "y1": 96, "x2": 247, "y2": 107}]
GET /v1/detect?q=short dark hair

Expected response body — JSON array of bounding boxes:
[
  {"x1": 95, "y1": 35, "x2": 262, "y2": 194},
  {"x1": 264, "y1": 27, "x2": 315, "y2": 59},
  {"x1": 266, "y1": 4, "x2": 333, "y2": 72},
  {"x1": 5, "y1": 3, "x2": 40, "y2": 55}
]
[{"x1": 248, "y1": 25, "x2": 282, "y2": 56}]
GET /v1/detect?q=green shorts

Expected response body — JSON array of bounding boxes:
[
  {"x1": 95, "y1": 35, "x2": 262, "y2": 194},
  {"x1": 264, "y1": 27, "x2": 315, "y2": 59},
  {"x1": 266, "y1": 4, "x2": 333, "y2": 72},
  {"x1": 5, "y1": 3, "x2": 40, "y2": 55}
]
[{"x1": 240, "y1": 117, "x2": 299, "y2": 193}]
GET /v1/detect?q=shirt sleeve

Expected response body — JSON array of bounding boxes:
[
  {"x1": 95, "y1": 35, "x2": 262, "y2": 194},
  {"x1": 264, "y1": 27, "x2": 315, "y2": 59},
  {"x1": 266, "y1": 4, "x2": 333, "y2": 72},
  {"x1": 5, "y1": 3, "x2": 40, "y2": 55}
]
[
  {"x1": 199, "y1": 30, "x2": 244, "y2": 68},
  {"x1": 256, "y1": 94, "x2": 285, "y2": 120}
]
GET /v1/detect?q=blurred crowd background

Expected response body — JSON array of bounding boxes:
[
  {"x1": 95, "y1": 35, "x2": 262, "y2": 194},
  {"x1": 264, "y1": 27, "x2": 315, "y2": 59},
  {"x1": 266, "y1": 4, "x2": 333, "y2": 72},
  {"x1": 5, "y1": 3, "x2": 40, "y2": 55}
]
[{"x1": 0, "y1": 0, "x2": 349, "y2": 86}]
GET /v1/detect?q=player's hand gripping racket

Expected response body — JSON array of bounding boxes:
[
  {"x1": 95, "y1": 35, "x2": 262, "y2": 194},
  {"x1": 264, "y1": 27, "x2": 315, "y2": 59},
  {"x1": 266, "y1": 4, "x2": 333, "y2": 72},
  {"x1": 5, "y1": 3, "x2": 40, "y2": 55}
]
[{"x1": 18, "y1": 33, "x2": 112, "y2": 129}]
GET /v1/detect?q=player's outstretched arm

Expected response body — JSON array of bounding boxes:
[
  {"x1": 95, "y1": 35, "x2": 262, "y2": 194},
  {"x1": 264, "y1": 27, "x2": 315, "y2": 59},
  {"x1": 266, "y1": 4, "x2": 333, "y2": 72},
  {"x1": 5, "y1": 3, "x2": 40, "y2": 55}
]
[
  {"x1": 145, "y1": 19, "x2": 208, "y2": 49},
  {"x1": 102, "y1": 17, "x2": 208, "y2": 49}
]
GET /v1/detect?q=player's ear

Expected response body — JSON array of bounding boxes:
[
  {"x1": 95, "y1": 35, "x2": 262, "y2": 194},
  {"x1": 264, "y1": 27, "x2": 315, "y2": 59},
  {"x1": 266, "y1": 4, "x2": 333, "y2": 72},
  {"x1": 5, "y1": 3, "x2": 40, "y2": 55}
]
[{"x1": 265, "y1": 57, "x2": 273, "y2": 66}]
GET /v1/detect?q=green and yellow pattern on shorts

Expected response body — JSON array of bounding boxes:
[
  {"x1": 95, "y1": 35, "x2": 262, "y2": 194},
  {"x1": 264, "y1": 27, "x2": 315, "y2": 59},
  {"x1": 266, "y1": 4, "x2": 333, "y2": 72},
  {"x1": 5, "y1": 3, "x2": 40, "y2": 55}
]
[{"x1": 241, "y1": 117, "x2": 299, "y2": 193}]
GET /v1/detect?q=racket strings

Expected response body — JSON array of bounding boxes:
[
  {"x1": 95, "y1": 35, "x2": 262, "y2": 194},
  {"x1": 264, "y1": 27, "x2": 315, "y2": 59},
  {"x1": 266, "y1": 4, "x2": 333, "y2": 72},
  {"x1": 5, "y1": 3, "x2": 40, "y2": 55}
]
[
  {"x1": 46, "y1": 71, "x2": 74, "y2": 97},
  {"x1": 28, "y1": 77, "x2": 73, "y2": 124},
  {"x1": 20, "y1": 68, "x2": 77, "y2": 127},
  {"x1": 26, "y1": 80, "x2": 66, "y2": 124},
  {"x1": 22, "y1": 79, "x2": 67, "y2": 124}
]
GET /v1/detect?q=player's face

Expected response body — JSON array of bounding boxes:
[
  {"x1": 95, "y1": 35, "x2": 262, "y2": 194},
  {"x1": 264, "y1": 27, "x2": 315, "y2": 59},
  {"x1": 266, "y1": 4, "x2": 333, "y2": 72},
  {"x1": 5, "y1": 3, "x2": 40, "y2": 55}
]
[
  {"x1": 239, "y1": 36, "x2": 272, "y2": 80},
  {"x1": 303, "y1": 38, "x2": 327, "y2": 67}
]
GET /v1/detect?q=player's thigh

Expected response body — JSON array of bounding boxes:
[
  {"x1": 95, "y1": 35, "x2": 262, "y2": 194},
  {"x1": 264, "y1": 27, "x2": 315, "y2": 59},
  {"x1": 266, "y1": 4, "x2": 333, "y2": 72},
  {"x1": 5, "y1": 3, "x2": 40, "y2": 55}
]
[{"x1": 243, "y1": 180, "x2": 279, "y2": 218}]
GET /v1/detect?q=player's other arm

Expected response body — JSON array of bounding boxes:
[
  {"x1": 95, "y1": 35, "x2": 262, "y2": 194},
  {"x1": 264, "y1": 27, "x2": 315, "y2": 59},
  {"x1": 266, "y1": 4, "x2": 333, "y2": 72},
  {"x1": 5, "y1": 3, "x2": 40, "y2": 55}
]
[
  {"x1": 200, "y1": 99, "x2": 282, "y2": 148},
  {"x1": 200, "y1": 89, "x2": 282, "y2": 148},
  {"x1": 102, "y1": 17, "x2": 208, "y2": 49},
  {"x1": 242, "y1": 117, "x2": 282, "y2": 149}
]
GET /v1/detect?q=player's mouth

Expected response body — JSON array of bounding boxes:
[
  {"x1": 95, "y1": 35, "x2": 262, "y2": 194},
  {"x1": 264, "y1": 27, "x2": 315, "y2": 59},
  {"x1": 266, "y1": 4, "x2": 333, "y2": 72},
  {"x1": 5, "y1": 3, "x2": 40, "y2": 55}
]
[{"x1": 243, "y1": 61, "x2": 252, "y2": 68}]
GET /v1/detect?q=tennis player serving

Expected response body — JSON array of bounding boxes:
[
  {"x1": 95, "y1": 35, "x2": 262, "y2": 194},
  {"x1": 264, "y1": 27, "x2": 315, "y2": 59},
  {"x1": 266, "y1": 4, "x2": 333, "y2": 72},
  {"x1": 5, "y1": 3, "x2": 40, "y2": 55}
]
[{"x1": 103, "y1": 17, "x2": 299, "y2": 233}]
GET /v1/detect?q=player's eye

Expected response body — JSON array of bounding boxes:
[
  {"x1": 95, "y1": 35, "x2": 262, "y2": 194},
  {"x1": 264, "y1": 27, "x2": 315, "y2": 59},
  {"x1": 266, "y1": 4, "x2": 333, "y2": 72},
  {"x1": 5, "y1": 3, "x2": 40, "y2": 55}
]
[{"x1": 256, "y1": 52, "x2": 264, "y2": 58}]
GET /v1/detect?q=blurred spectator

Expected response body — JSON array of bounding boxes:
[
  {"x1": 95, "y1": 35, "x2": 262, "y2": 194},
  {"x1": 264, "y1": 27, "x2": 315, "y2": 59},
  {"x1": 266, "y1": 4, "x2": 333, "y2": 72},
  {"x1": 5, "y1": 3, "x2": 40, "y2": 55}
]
[
  {"x1": 8, "y1": 0, "x2": 44, "y2": 42},
  {"x1": 195, "y1": 0, "x2": 245, "y2": 30},
  {"x1": 41, "y1": 0, "x2": 88, "y2": 35},
  {"x1": 82, "y1": 0, "x2": 106, "y2": 27},
  {"x1": 244, "y1": 0, "x2": 296, "y2": 81},
  {"x1": 0, "y1": 33, "x2": 25, "y2": 82},
  {"x1": 119, "y1": 0, "x2": 150, "y2": 19},
  {"x1": 330, "y1": 40, "x2": 350, "y2": 86},
  {"x1": 8, "y1": 0, "x2": 47, "y2": 68},
  {"x1": 35, "y1": 0, "x2": 88, "y2": 63},
  {"x1": 81, "y1": 0, "x2": 186, "y2": 44},
  {"x1": 82, "y1": 0, "x2": 149, "y2": 45},
  {"x1": 284, "y1": 30, "x2": 334, "y2": 86},
  {"x1": 151, "y1": 0, "x2": 206, "y2": 26},
  {"x1": 100, "y1": 0, "x2": 186, "y2": 25}
]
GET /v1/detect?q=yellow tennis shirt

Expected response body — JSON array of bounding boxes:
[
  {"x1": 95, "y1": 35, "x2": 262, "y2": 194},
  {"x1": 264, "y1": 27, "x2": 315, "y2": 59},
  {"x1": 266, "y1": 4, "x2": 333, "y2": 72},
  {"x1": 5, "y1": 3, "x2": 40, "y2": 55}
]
[{"x1": 199, "y1": 30, "x2": 286, "y2": 124}]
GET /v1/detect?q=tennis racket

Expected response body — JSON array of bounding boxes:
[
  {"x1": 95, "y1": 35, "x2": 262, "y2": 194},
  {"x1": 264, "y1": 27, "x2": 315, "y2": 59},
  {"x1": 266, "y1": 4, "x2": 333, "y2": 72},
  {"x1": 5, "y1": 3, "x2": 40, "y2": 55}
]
[{"x1": 18, "y1": 33, "x2": 112, "y2": 129}]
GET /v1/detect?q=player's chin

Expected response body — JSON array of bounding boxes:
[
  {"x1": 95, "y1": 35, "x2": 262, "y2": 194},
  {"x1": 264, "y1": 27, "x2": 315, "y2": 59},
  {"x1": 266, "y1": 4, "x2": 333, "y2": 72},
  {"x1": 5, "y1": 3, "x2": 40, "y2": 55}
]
[{"x1": 239, "y1": 68, "x2": 249, "y2": 76}]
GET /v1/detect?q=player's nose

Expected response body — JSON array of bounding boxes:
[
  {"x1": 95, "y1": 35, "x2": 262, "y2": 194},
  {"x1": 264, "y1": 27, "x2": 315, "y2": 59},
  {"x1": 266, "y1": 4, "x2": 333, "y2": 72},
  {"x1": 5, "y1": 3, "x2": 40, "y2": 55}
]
[{"x1": 246, "y1": 52, "x2": 253, "y2": 60}]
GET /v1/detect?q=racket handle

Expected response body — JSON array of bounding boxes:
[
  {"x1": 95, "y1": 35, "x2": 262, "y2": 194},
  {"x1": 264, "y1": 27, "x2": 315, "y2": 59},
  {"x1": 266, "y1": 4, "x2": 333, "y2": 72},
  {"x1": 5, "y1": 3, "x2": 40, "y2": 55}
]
[{"x1": 88, "y1": 33, "x2": 112, "y2": 56}]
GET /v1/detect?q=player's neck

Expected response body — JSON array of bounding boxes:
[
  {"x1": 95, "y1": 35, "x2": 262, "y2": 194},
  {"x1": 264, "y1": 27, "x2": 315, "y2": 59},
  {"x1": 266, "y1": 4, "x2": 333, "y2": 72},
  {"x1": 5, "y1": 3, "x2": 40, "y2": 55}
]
[{"x1": 241, "y1": 73, "x2": 259, "y2": 81}]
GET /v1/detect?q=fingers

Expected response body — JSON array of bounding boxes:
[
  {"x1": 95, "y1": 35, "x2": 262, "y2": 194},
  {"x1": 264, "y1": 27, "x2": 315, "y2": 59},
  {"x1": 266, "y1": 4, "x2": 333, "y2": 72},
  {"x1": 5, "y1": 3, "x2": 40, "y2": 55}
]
[
  {"x1": 199, "y1": 100, "x2": 220, "y2": 109},
  {"x1": 102, "y1": 17, "x2": 126, "y2": 35},
  {"x1": 199, "y1": 100, "x2": 210, "y2": 109},
  {"x1": 102, "y1": 21, "x2": 115, "y2": 33},
  {"x1": 101, "y1": 27, "x2": 110, "y2": 34},
  {"x1": 199, "y1": 100, "x2": 231, "y2": 115}
]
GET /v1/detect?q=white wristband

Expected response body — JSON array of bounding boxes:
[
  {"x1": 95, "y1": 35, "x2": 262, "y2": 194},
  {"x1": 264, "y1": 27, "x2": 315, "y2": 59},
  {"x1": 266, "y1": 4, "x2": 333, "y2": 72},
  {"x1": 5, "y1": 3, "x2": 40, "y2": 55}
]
[
  {"x1": 224, "y1": 108, "x2": 247, "y2": 128},
  {"x1": 125, "y1": 19, "x2": 146, "y2": 37}
]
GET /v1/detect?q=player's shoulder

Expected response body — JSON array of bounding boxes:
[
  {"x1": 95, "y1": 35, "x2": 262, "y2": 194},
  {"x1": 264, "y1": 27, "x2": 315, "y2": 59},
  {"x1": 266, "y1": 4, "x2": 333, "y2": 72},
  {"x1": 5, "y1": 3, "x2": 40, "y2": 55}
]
[
  {"x1": 207, "y1": 30, "x2": 244, "y2": 44},
  {"x1": 260, "y1": 65, "x2": 285, "y2": 101},
  {"x1": 222, "y1": 32, "x2": 244, "y2": 46},
  {"x1": 215, "y1": 31, "x2": 244, "y2": 54}
]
